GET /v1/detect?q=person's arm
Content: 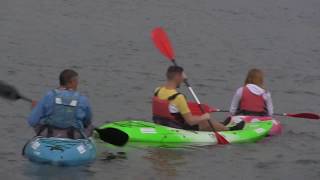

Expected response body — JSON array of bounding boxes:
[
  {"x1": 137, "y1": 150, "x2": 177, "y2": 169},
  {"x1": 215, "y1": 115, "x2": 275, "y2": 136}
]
[
  {"x1": 229, "y1": 88, "x2": 243, "y2": 115},
  {"x1": 173, "y1": 95, "x2": 210, "y2": 126},
  {"x1": 27, "y1": 93, "x2": 52, "y2": 127},
  {"x1": 78, "y1": 96, "x2": 92, "y2": 127},
  {"x1": 264, "y1": 92, "x2": 274, "y2": 116}
]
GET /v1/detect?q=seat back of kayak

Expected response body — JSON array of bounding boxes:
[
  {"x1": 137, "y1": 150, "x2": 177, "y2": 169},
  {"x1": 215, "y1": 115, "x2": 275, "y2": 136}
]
[
  {"x1": 23, "y1": 137, "x2": 96, "y2": 166},
  {"x1": 97, "y1": 120, "x2": 273, "y2": 145},
  {"x1": 221, "y1": 120, "x2": 273, "y2": 143}
]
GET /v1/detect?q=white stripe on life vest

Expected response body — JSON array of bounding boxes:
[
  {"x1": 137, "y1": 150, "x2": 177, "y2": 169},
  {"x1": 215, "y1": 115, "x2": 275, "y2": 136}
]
[
  {"x1": 70, "y1": 100, "x2": 78, "y2": 106},
  {"x1": 55, "y1": 98, "x2": 78, "y2": 106},
  {"x1": 55, "y1": 98, "x2": 63, "y2": 104}
]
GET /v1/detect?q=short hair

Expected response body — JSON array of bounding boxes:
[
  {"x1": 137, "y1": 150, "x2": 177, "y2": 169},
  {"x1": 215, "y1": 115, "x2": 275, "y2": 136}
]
[
  {"x1": 59, "y1": 69, "x2": 78, "y2": 86},
  {"x1": 166, "y1": 66, "x2": 184, "y2": 80}
]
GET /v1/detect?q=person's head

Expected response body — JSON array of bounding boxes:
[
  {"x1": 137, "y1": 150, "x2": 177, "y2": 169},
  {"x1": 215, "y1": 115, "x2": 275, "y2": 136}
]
[
  {"x1": 59, "y1": 69, "x2": 79, "y2": 90},
  {"x1": 244, "y1": 68, "x2": 264, "y2": 88},
  {"x1": 166, "y1": 66, "x2": 185, "y2": 87}
]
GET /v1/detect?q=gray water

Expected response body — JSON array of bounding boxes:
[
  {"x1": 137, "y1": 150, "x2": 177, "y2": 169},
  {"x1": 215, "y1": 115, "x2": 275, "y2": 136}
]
[{"x1": 0, "y1": 0, "x2": 320, "y2": 179}]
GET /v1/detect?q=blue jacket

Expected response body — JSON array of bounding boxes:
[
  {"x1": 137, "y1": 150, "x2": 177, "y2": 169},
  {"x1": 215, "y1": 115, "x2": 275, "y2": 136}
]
[{"x1": 28, "y1": 89, "x2": 92, "y2": 127}]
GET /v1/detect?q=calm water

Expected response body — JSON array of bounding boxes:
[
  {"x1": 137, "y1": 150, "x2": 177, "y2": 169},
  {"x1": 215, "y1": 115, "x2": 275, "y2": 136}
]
[{"x1": 0, "y1": 0, "x2": 320, "y2": 179}]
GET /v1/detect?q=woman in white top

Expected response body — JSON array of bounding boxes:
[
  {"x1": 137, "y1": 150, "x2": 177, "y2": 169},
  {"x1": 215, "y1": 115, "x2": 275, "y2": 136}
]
[{"x1": 229, "y1": 69, "x2": 274, "y2": 116}]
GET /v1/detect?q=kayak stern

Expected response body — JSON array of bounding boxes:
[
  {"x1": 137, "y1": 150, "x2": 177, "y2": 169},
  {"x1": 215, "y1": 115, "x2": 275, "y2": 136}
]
[{"x1": 23, "y1": 137, "x2": 96, "y2": 166}]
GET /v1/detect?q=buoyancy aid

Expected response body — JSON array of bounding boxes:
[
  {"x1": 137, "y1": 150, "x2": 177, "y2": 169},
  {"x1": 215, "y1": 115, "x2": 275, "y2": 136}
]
[
  {"x1": 38, "y1": 89, "x2": 84, "y2": 138},
  {"x1": 238, "y1": 86, "x2": 267, "y2": 116},
  {"x1": 152, "y1": 88, "x2": 199, "y2": 130}
]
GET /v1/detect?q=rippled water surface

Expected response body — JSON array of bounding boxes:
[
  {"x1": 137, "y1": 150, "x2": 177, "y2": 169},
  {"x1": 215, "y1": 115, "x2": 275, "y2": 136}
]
[{"x1": 0, "y1": 0, "x2": 319, "y2": 179}]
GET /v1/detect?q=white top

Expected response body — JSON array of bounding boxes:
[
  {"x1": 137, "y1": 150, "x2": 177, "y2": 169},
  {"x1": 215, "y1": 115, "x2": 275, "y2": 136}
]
[{"x1": 229, "y1": 84, "x2": 274, "y2": 116}]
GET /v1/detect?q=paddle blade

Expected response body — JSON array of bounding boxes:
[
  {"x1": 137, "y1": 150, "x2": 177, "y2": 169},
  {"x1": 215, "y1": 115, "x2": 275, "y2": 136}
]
[
  {"x1": 214, "y1": 132, "x2": 229, "y2": 145},
  {"x1": 151, "y1": 27, "x2": 175, "y2": 60},
  {"x1": 286, "y1": 113, "x2": 320, "y2": 120},
  {"x1": 95, "y1": 128, "x2": 129, "y2": 147},
  {"x1": 0, "y1": 81, "x2": 21, "y2": 101}
]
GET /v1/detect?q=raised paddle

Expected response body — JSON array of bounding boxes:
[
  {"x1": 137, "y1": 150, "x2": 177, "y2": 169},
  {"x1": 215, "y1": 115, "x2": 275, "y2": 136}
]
[
  {"x1": 151, "y1": 27, "x2": 229, "y2": 145},
  {"x1": 0, "y1": 81, "x2": 128, "y2": 146}
]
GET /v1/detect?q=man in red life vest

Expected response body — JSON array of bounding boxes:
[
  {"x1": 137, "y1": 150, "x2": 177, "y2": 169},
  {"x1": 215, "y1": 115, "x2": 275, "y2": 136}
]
[{"x1": 152, "y1": 66, "x2": 244, "y2": 131}]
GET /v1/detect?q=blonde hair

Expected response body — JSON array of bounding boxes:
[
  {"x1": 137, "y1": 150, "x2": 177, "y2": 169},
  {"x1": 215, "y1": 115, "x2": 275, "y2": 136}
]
[{"x1": 244, "y1": 69, "x2": 264, "y2": 88}]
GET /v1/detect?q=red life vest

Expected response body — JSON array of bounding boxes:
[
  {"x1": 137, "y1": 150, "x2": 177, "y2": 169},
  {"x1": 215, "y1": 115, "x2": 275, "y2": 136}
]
[
  {"x1": 152, "y1": 88, "x2": 212, "y2": 130},
  {"x1": 152, "y1": 91, "x2": 185, "y2": 122},
  {"x1": 239, "y1": 86, "x2": 266, "y2": 113}
]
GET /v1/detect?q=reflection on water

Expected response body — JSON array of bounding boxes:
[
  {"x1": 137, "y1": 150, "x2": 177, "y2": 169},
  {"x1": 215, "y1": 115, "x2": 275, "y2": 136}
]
[
  {"x1": 22, "y1": 163, "x2": 95, "y2": 180},
  {"x1": 144, "y1": 149, "x2": 185, "y2": 178}
]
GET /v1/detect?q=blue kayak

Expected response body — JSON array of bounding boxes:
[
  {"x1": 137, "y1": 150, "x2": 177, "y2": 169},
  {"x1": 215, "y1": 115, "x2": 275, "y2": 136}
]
[{"x1": 23, "y1": 137, "x2": 96, "y2": 166}]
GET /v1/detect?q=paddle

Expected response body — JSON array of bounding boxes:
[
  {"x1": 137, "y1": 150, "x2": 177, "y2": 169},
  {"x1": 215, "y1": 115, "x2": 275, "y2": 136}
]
[
  {"x1": 274, "y1": 113, "x2": 319, "y2": 120},
  {"x1": 0, "y1": 81, "x2": 128, "y2": 146},
  {"x1": 151, "y1": 27, "x2": 229, "y2": 144},
  {"x1": 0, "y1": 81, "x2": 32, "y2": 102},
  {"x1": 195, "y1": 102, "x2": 320, "y2": 120},
  {"x1": 95, "y1": 128, "x2": 129, "y2": 146}
]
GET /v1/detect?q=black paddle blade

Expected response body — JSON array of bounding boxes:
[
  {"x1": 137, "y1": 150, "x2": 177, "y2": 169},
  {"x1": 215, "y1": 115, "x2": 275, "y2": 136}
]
[
  {"x1": 95, "y1": 128, "x2": 129, "y2": 147},
  {"x1": 0, "y1": 81, "x2": 21, "y2": 101}
]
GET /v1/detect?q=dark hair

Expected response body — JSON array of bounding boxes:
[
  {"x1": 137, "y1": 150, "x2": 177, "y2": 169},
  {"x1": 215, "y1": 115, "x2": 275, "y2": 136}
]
[
  {"x1": 166, "y1": 66, "x2": 184, "y2": 80},
  {"x1": 59, "y1": 69, "x2": 78, "y2": 86}
]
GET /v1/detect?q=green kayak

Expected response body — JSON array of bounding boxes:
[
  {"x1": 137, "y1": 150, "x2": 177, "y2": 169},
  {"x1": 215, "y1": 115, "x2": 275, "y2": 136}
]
[{"x1": 96, "y1": 120, "x2": 273, "y2": 146}]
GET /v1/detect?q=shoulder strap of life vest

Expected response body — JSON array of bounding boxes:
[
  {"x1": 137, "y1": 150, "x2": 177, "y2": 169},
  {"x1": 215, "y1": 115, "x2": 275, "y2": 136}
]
[
  {"x1": 154, "y1": 87, "x2": 161, "y2": 96},
  {"x1": 154, "y1": 87, "x2": 183, "y2": 101},
  {"x1": 168, "y1": 93, "x2": 182, "y2": 101}
]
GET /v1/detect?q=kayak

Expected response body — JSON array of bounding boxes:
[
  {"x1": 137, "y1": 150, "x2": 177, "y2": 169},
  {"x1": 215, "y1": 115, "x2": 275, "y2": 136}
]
[
  {"x1": 96, "y1": 118, "x2": 274, "y2": 146},
  {"x1": 229, "y1": 116, "x2": 282, "y2": 135},
  {"x1": 23, "y1": 137, "x2": 96, "y2": 166}
]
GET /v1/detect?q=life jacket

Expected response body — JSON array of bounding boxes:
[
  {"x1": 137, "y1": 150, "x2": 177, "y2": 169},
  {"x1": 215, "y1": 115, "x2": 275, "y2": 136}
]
[
  {"x1": 152, "y1": 88, "x2": 207, "y2": 130},
  {"x1": 38, "y1": 89, "x2": 84, "y2": 138},
  {"x1": 238, "y1": 86, "x2": 267, "y2": 115}
]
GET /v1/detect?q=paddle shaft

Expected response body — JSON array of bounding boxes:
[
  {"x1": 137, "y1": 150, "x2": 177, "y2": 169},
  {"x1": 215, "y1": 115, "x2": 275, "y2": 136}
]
[
  {"x1": 274, "y1": 113, "x2": 288, "y2": 116},
  {"x1": 209, "y1": 110, "x2": 319, "y2": 120},
  {"x1": 210, "y1": 110, "x2": 292, "y2": 116},
  {"x1": 20, "y1": 96, "x2": 33, "y2": 103},
  {"x1": 171, "y1": 60, "x2": 217, "y2": 131},
  {"x1": 274, "y1": 113, "x2": 319, "y2": 119}
]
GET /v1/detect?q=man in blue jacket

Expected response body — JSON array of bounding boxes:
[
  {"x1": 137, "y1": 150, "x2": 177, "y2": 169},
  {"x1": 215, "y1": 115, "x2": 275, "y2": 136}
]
[{"x1": 28, "y1": 69, "x2": 93, "y2": 139}]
